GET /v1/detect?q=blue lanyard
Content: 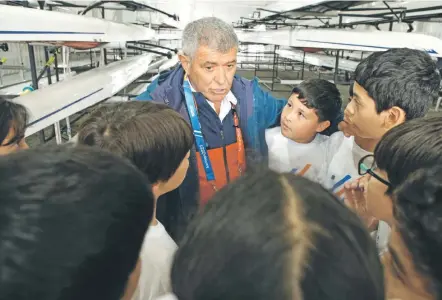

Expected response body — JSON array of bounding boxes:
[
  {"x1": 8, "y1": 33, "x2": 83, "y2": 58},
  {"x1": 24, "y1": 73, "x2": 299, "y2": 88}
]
[{"x1": 183, "y1": 79, "x2": 215, "y2": 181}]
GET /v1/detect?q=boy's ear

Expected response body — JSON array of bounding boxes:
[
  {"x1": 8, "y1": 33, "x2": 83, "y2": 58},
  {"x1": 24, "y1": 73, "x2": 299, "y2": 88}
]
[
  {"x1": 383, "y1": 106, "x2": 406, "y2": 130},
  {"x1": 316, "y1": 120, "x2": 331, "y2": 133}
]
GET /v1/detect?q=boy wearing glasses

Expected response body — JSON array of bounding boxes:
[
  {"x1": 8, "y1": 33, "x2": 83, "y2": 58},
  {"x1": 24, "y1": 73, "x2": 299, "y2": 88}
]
[{"x1": 324, "y1": 48, "x2": 440, "y2": 198}]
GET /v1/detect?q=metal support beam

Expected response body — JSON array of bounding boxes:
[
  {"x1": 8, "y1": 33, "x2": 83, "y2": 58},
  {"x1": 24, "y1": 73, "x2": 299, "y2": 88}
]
[
  {"x1": 28, "y1": 44, "x2": 45, "y2": 143},
  {"x1": 101, "y1": 7, "x2": 108, "y2": 65},
  {"x1": 338, "y1": 13, "x2": 393, "y2": 19},
  {"x1": 343, "y1": 7, "x2": 406, "y2": 12},
  {"x1": 383, "y1": 1, "x2": 401, "y2": 22},
  {"x1": 130, "y1": 41, "x2": 178, "y2": 53},
  {"x1": 126, "y1": 45, "x2": 172, "y2": 58},
  {"x1": 334, "y1": 16, "x2": 342, "y2": 83},
  {"x1": 43, "y1": 47, "x2": 52, "y2": 85},
  {"x1": 301, "y1": 51, "x2": 305, "y2": 80},
  {"x1": 271, "y1": 44, "x2": 278, "y2": 91},
  {"x1": 54, "y1": 49, "x2": 60, "y2": 82},
  {"x1": 47, "y1": 3, "x2": 60, "y2": 82},
  {"x1": 28, "y1": 45, "x2": 38, "y2": 89}
]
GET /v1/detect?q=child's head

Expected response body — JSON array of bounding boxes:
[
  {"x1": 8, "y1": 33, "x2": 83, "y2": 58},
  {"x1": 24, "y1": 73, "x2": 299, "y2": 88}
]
[
  {"x1": 0, "y1": 145, "x2": 154, "y2": 300},
  {"x1": 281, "y1": 79, "x2": 342, "y2": 143},
  {"x1": 358, "y1": 117, "x2": 442, "y2": 226},
  {"x1": 0, "y1": 96, "x2": 29, "y2": 155},
  {"x1": 78, "y1": 101, "x2": 194, "y2": 197},
  {"x1": 391, "y1": 166, "x2": 442, "y2": 299},
  {"x1": 345, "y1": 48, "x2": 440, "y2": 140},
  {"x1": 171, "y1": 169, "x2": 384, "y2": 300}
]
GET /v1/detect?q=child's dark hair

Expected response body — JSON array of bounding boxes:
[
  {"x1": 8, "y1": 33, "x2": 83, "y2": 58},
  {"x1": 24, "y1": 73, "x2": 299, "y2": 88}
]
[
  {"x1": 292, "y1": 79, "x2": 342, "y2": 136},
  {"x1": 374, "y1": 117, "x2": 442, "y2": 194},
  {"x1": 171, "y1": 169, "x2": 385, "y2": 300},
  {"x1": 0, "y1": 96, "x2": 28, "y2": 145},
  {"x1": 78, "y1": 101, "x2": 194, "y2": 184},
  {"x1": 394, "y1": 166, "x2": 442, "y2": 298},
  {"x1": 355, "y1": 48, "x2": 440, "y2": 120},
  {"x1": 0, "y1": 144, "x2": 154, "y2": 300},
  {"x1": 349, "y1": 81, "x2": 354, "y2": 98}
]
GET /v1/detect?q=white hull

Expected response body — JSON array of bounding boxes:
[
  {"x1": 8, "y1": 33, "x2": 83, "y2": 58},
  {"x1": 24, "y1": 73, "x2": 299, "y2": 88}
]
[
  {"x1": 238, "y1": 28, "x2": 442, "y2": 57},
  {"x1": 0, "y1": 5, "x2": 155, "y2": 43},
  {"x1": 0, "y1": 72, "x2": 75, "y2": 96},
  {"x1": 277, "y1": 49, "x2": 358, "y2": 72},
  {"x1": 13, "y1": 54, "x2": 168, "y2": 137},
  {"x1": 159, "y1": 55, "x2": 179, "y2": 72}
]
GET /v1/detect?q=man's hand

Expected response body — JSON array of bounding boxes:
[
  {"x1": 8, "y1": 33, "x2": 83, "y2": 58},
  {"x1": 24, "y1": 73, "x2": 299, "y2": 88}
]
[
  {"x1": 338, "y1": 120, "x2": 356, "y2": 138},
  {"x1": 344, "y1": 177, "x2": 377, "y2": 229}
]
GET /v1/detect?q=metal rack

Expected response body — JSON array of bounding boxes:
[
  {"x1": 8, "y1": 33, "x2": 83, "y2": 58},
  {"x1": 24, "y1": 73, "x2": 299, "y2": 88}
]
[
  {"x1": 1, "y1": 0, "x2": 180, "y2": 144},
  {"x1": 234, "y1": 1, "x2": 442, "y2": 91}
]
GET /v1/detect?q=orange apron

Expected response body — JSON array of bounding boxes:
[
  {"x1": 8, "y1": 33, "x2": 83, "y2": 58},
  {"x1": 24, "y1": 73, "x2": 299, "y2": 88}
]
[{"x1": 183, "y1": 76, "x2": 246, "y2": 206}]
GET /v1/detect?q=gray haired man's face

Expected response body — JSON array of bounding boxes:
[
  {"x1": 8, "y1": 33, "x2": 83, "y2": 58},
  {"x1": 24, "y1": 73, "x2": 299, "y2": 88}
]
[{"x1": 180, "y1": 45, "x2": 238, "y2": 104}]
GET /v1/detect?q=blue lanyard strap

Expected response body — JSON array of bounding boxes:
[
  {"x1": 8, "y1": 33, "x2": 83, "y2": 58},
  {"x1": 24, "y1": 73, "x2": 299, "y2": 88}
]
[{"x1": 183, "y1": 79, "x2": 215, "y2": 181}]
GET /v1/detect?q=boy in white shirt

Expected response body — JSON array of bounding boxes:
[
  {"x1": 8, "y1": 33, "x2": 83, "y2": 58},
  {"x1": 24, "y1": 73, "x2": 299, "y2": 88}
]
[
  {"x1": 329, "y1": 49, "x2": 440, "y2": 254},
  {"x1": 323, "y1": 82, "x2": 373, "y2": 197},
  {"x1": 77, "y1": 101, "x2": 194, "y2": 300},
  {"x1": 326, "y1": 48, "x2": 441, "y2": 199},
  {"x1": 265, "y1": 79, "x2": 342, "y2": 185}
]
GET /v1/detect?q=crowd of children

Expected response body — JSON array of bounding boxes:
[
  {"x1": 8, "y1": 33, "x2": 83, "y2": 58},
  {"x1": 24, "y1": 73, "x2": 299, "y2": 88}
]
[{"x1": 0, "y1": 47, "x2": 441, "y2": 300}]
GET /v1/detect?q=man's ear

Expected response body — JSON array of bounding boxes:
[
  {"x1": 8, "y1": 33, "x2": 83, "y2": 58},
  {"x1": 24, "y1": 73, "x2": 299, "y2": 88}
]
[
  {"x1": 316, "y1": 120, "x2": 331, "y2": 133},
  {"x1": 383, "y1": 106, "x2": 406, "y2": 130},
  {"x1": 179, "y1": 54, "x2": 190, "y2": 74}
]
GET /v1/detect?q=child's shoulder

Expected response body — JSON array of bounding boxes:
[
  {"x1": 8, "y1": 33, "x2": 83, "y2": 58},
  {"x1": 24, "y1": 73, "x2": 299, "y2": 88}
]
[
  {"x1": 265, "y1": 126, "x2": 281, "y2": 136},
  {"x1": 323, "y1": 132, "x2": 354, "y2": 164},
  {"x1": 326, "y1": 131, "x2": 354, "y2": 149},
  {"x1": 265, "y1": 126, "x2": 282, "y2": 143},
  {"x1": 328, "y1": 131, "x2": 346, "y2": 142}
]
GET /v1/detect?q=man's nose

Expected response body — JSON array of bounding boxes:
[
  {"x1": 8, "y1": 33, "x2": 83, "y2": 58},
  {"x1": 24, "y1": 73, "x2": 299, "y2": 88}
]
[{"x1": 214, "y1": 67, "x2": 227, "y2": 85}]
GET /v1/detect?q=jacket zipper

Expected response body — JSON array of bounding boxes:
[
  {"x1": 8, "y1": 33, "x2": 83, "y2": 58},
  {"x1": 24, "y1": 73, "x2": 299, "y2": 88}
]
[{"x1": 220, "y1": 129, "x2": 230, "y2": 183}]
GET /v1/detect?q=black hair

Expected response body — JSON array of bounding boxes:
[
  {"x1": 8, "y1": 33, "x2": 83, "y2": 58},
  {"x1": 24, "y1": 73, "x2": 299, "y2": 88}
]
[
  {"x1": 374, "y1": 117, "x2": 442, "y2": 193},
  {"x1": 78, "y1": 101, "x2": 194, "y2": 184},
  {"x1": 292, "y1": 79, "x2": 343, "y2": 136},
  {"x1": 349, "y1": 81, "x2": 354, "y2": 98},
  {"x1": 394, "y1": 166, "x2": 442, "y2": 298},
  {"x1": 355, "y1": 48, "x2": 440, "y2": 120},
  {"x1": 171, "y1": 168, "x2": 384, "y2": 300},
  {"x1": 0, "y1": 144, "x2": 154, "y2": 300},
  {"x1": 0, "y1": 96, "x2": 28, "y2": 145}
]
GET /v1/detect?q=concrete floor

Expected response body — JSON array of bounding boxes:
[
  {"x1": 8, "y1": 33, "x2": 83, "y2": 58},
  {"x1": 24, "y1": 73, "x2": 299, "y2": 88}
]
[{"x1": 26, "y1": 68, "x2": 442, "y2": 147}]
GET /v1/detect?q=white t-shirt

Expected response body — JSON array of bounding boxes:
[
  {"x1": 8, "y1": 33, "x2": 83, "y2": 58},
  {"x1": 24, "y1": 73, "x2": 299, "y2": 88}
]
[
  {"x1": 155, "y1": 294, "x2": 178, "y2": 300},
  {"x1": 324, "y1": 133, "x2": 390, "y2": 254},
  {"x1": 376, "y1": 221, "x2": 391, "y2": 255},
  {"x1": 323, "y1": 132, "x2": 372, "y2": 198},
  {"x1": 265, "y1": 127, "x2": 329, "y2": 185},
  {"x1": 132, "y1": 221, "x2": 178, "y2": 300}
]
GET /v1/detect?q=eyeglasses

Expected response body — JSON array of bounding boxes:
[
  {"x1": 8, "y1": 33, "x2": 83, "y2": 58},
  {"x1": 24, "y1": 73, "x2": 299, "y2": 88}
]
[{"x1": 358, "y1": 154, "x2": 391, "y2": 187}]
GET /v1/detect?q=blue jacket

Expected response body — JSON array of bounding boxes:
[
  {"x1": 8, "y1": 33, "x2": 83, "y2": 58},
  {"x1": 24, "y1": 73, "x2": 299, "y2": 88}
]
[{"x1": 136, "y1": 64, "x2": 286, "y2": 240}]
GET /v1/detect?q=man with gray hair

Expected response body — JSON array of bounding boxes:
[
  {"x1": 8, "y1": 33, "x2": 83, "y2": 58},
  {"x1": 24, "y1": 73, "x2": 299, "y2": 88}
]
[{"x1": 137, "y1": 17, "x2": 286, "y2": 240}]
